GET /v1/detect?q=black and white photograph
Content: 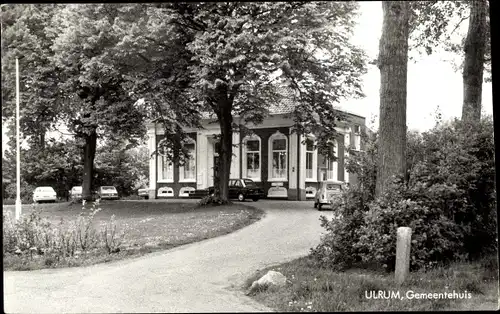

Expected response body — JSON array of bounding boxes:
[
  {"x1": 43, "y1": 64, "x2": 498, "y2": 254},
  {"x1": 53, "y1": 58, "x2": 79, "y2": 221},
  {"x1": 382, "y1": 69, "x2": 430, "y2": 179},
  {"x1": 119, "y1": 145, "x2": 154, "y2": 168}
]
[{"x1": 2, "y1": 1, "x2": 498, "y2": 312}]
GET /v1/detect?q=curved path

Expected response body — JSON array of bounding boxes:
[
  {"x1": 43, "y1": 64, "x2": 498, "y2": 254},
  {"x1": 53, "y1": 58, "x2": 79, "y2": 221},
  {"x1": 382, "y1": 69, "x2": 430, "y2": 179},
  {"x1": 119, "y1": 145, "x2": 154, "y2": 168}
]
[{"x1": 4, "y1": 200, "x2": 334, "y2": 313}]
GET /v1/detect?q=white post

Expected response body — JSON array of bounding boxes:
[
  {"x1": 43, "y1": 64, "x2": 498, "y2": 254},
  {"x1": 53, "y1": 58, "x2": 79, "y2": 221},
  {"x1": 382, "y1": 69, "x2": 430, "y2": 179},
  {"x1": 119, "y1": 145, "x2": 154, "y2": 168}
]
[
  {"x1": 395, "y1": 227, "x2": 412, "y2": 285},
  {"x1": 15, "y1": 57, "x2": 22, "y2": 221}
]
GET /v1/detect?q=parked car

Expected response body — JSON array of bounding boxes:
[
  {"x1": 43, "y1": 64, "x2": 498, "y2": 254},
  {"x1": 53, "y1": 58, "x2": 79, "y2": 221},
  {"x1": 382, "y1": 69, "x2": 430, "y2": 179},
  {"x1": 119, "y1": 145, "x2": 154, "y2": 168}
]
[
  {"x1": 33, "y1": 186, "x2": 57, "y2": 203},
  {"x1": 97, "y1": 186, "x2": 119, "y2": 200},
  {"x1": 69, "y1": 186, "x2": 83, "y2": 202},
  {"x1": 138, "y1": 188, "x2": 149, "y2": 199},
  {"x1": 208, "y1": 178, "x2": 265, "y2": 202},
  {"x1": 314, "y1": 181, "x2": 344, "y2": 211}
]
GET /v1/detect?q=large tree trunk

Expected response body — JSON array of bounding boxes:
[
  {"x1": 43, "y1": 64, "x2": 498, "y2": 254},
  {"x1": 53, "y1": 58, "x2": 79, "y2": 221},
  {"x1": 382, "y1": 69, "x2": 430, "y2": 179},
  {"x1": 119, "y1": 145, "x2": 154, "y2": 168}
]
[
  {"x1": 216, "y1": 99, "x2": 233, "y2": 204},
  {"x1": 82, "y1": 129, "x2": 97, "y2": 201},
  {"x1": 462, "y1": 0, "x2": 488, "y2": 123},
  {"x1": 375, "y1": 1, "x2": 410, "y2": 197}
]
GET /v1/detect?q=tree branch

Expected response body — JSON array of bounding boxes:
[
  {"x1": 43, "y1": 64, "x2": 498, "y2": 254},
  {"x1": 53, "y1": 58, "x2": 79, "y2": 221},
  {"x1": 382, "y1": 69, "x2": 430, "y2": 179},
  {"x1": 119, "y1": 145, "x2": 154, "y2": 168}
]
[{"x1": 450, "y1": 14, "x2": 470, "y2": 36}]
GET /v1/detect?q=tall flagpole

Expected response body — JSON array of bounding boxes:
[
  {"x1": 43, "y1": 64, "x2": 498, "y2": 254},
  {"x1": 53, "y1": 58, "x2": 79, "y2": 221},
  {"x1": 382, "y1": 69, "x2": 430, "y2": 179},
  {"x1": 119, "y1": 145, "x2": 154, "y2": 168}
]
[{"x1": 15, "y1": 57, "x2": 22, "y2": 221}]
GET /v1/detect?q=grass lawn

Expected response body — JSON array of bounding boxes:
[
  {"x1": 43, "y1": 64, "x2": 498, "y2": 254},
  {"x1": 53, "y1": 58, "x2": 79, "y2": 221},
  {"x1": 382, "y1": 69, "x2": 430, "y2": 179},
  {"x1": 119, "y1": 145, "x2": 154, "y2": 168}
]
[
  {"x1": 244, "y1": 255, "x2": 499, "y2": 312},
  {"x1": 3, "y1": 200, "x2": 264, "y2": 271}
]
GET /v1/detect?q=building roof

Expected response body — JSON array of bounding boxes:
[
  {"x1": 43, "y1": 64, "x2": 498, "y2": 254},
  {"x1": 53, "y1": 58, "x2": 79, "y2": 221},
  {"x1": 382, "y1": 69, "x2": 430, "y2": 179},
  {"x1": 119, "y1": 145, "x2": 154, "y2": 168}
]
[{"x1": 152, "y1": 86, "x2": 364, "y2": 122}]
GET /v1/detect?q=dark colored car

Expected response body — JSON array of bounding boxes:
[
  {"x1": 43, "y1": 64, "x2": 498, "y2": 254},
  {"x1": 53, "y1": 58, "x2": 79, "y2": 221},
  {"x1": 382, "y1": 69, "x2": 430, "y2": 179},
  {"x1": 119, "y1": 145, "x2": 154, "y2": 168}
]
[{"x1": 208, "y1": 178, "x2": 265, "y2": 202}]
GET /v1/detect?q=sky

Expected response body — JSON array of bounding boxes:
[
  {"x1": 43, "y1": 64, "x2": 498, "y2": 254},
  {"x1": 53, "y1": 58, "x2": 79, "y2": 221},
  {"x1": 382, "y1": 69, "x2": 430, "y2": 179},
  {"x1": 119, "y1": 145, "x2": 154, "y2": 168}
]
[
  {"x1": 1, "y1": 2, "x2": 494, "y2": 155},
  {"x1": 344, "y1": 1, "x2": 493, "y2": 132}
]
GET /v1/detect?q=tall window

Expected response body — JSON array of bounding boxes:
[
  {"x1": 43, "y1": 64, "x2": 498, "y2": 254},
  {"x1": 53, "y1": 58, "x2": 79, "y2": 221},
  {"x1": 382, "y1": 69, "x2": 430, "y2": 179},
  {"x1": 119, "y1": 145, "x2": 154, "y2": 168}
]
[
  {"x1": 306, "y1": 137, "x2": 317, "y2": 181},
  {"x1": 179, "y1": 139, "x2": 196, "y2": 182},
  {"x1": 242, "y1": 135, "x2": 261, "y2": 181},
  {"x1": 158, "y1": 148, "x2": 174, "y2": 182},
  {"x1": 326, "y1": 140, "x2": 338, "y2": 181},
  {"x1": 269, "y1": 131, "x2": 287, "y2": 181},
  {"x1": 354, "y1": 125, "x2": 361, "y2": 151}
]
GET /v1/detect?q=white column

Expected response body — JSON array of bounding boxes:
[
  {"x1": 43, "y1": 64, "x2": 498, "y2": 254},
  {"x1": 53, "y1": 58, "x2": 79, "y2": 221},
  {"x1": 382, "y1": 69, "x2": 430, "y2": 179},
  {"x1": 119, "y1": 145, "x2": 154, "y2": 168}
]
[
  {"x1": 288, "y1": 131, "x2": 298, "y2": 189},
  {"x1": 147, "y1": 125, "x2": 157, "y2": 193},
  {"x1": 332, "y1": 140, "x2": 338, "y2": 181},
  {"x1": 299, "y1": 134, "x2": 306, "y2": 190},
  {"x1": 344, "y1": 129, "x2": 351, "y2": 183},
  {"x1": 230, "y1": 132, "x2": 240, "y2": 179},
  {"x1": 207, "y1": 137, "x2": 214, "y2": 187},
  {"x1": 197, "y1": 132, "x2": 208, "y2": 189}
]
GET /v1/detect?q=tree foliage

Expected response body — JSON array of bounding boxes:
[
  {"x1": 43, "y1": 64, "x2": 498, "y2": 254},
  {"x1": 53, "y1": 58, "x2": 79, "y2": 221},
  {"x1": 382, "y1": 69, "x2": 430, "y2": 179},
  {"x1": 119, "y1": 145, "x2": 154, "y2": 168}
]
[
  {"x1": 1, "y1": 4, "x2": 62, "y2": 147},
  {"x1": 2, "y1": 3, "x2": 367, "y2": 202},
  {"x1": 409, "y1": 0, "x2": 491, "y2": 123},
  {"x1": 94, "y1": 139, "x2": 149, "y2": 197},
  {"x1": 409, "y1": 0, "x2": 491, "y2": 80},
  {"x1": 312, "y1": 116, "x2": 497, "y2": 271},
  {"x1": 116, "y1": 2, "x2": 367, "y2": 202},
  {"x1": 2, "y1": 137, "x2": 83, "y2": 201},
  {"x1": 2, "y1": 4, "x2": 149, "y2": 200}
]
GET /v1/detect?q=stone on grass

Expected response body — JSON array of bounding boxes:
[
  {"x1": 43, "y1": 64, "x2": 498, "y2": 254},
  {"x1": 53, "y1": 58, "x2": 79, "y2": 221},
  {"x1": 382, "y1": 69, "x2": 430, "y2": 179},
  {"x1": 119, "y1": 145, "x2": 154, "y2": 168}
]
[{"x1": 247, "y1": 270, "x2": 287, "y2": 295}]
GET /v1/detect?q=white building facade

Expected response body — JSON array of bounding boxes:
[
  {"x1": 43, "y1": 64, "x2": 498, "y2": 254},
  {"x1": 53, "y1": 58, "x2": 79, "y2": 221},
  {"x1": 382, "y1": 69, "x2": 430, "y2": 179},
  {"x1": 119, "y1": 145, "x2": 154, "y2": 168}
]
[{"x1": 147, "y1": 109, "x2": 366, "y2": 201}]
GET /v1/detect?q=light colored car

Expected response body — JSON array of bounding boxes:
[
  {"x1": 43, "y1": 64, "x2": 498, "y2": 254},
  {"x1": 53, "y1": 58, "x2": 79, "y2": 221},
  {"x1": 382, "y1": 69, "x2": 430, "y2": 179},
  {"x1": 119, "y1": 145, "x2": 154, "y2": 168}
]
[
  {"x1": 138, "y1": 188, "x2": 149, "y2": 199},
  {"x1": 97, "y1": 186, "x2": 119, "y2": 200},
  {"x1": 33, "y1": 186, "x2": 57, "y2": 203},
  {"x1": 314, "y1": 181, "x2": 344, "y2": 211},
  {"x1": 69, "y1": 186, "x2": 83, "y2": 202}
]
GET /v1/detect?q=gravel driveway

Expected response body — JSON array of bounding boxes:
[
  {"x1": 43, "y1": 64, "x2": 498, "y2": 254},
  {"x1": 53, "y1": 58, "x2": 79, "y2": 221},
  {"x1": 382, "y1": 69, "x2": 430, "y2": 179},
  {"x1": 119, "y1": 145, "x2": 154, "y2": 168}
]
[{"x1": 4, "y1": 200, "x2": 333, "y2": 313}]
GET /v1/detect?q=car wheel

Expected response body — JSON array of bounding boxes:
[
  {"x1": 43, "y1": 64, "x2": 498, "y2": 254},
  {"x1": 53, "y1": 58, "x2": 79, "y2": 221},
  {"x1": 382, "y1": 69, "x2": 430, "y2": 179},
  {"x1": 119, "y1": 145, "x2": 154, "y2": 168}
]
[
  {"x1": 238, "y1": 193, "x2": 245, "y2": 202},
  {"x1": 252, "y1": 197, "x2": 259, "y2": 202},
  {"x1": 318, "y1": 203, "x2": 323, "y2": 211}
]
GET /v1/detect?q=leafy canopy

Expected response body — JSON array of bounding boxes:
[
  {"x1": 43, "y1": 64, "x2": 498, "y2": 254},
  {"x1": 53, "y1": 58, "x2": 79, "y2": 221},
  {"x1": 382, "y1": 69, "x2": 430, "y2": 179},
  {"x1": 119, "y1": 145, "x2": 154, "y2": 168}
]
[{"x1": 114, "y1": 2, "x2": 367, "y2": 158}]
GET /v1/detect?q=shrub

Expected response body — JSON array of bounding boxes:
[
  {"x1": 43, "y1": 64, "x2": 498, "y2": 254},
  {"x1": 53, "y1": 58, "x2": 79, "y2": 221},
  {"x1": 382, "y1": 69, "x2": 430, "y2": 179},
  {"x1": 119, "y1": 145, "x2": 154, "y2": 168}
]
[
  {"x1": 101, "y1": 214, "x2": 124, "y2": 254},
  {"x1": 3, "y1": 199, "x2": 126, "y2": 269},
  {"x1": 4, "y1": 181, "x2": 36, "y2": 203},
  {"x1": 198, "y1": 194, "x2": 226, "y2": 206},
  {"x1": 310, "y1": 186, "x2": 370, "y2": 270},
  {"x1": 356, "y1": 179, "x2": 466, "y2": 271},
  {"x1": 312, "y1": 117, "x2": 497, "y2": 271}
]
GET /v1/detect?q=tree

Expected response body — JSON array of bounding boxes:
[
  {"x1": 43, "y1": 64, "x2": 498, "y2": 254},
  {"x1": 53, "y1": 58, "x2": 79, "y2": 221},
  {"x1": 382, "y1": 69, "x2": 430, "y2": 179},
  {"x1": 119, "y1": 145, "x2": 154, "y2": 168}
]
[
  {"x1": 409, "y1": 0, "x2": 491, "y2": 123},
  {"x1": 118, "y1": 2, "x2": 367, "y2": 203},
  {"x1": 2, "y1": 4, "x2": 150, "y2": 201},
  {"x1": 461, "y1": 0, "x2": 488, "y2": 122},
  {"x1": 2, "y1": 137, "x2": 84, "y2": 200},
  {"x1": 94, "y1": 138, "x2": 149, "y2": 196},
  {"x1": 1, "y1": 4, "x2": 62, "y2": 149},
  {"x1": 375, "y1": 1, "x2": 411, "y2": 197},
  {"x1": 48, "y1": 4, "x2": 149, "y2": 200}
]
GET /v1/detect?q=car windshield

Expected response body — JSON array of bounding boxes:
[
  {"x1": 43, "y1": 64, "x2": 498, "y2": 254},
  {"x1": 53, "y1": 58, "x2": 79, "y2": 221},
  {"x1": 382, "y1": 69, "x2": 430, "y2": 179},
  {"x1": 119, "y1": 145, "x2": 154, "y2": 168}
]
[
  {"x1": 326, "y1": 184, "x2": 341, "y2": 191},
  {"x1": 72, "y1": 186, "x2": 82, "y2": 192},
  {"x1": 102, "y1": 186, "x2": 116, "y2": 191},
  {"x1": 37, "y1": 187, "x2": 55, "y2": 192},
  {"x1": 243, "y1": 179, "x2": 256, "y2": 186}
]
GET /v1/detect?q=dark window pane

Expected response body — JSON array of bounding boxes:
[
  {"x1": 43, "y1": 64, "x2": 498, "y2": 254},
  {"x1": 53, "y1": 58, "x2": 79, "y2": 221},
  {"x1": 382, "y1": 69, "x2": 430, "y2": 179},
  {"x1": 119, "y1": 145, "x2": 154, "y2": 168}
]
[
  {"x1": 306, "y1": 152, "x2": 313, "y2": 170},
  {"x1": 306, "y1": 138, "x2": 314, "y2": 151},
  {"x1": 272, "y1": 138, "x2": 286, "y2": 150},
  {"x1": 246, "y1": 140, "x2": 259, "y2": 151},
  {"x1": 244, "y1": 179, "x2": 256, "y2": 186}
]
